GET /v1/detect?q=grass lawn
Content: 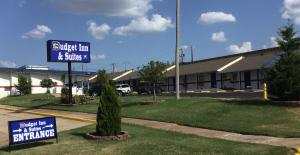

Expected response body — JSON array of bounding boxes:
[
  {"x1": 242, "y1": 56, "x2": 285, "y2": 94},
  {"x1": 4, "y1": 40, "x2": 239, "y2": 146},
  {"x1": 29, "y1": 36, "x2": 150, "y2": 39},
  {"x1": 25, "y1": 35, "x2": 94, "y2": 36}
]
[
  {"x1": 1, "y1": 94, "x2": 300, "y2": 137},
  {"x1": 0, "y1": 124, "x2": 292, "y2": 155}
]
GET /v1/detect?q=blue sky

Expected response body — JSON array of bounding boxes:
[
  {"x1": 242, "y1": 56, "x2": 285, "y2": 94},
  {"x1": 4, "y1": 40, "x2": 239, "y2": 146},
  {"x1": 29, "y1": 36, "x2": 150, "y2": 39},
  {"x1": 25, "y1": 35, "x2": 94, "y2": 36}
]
[{"x1": 0, "y1": 0, "x2": 298, "y2": 72}]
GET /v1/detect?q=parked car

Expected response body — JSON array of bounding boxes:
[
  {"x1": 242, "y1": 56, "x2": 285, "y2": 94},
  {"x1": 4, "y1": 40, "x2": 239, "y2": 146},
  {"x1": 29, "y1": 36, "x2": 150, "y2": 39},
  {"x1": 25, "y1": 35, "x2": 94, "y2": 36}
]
[{"x1": 115, "y1": 84, "x2": 131, "y2": 96}]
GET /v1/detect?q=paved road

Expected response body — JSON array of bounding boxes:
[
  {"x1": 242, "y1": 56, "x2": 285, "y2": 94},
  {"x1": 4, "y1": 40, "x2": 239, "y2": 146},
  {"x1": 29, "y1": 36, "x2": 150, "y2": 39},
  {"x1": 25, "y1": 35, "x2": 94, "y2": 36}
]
[{"x1": 0, "y1": 109, "x2": 91, "y2": 147}]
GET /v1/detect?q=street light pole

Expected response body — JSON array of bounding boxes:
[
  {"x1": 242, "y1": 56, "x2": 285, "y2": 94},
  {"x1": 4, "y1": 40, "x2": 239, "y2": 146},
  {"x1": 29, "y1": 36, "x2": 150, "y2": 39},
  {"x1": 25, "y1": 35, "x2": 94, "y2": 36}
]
[{"x1": 175, "y1": 0, "x2": 180, "y2": 99}]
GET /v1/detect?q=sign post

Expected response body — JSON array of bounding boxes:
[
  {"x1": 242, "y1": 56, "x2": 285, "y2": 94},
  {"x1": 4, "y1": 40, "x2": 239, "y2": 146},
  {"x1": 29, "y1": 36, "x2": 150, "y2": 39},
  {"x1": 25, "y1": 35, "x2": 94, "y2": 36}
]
[
  {"x1": 68, "y1": 62, "x2": 72, "y2": 104},
  {"x1": 47, "y1": 40, "x2": 91, "y2": 104},
  {"x1": 8, "y1": 117, "x2": 58, "y2": 151}
]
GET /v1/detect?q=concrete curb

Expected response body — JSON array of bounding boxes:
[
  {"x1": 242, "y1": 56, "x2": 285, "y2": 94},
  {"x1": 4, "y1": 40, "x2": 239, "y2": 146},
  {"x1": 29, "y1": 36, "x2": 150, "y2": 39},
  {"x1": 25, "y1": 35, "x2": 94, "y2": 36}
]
[{"x1": 0, "y1": 107, "x2": 96, "y2": 123}]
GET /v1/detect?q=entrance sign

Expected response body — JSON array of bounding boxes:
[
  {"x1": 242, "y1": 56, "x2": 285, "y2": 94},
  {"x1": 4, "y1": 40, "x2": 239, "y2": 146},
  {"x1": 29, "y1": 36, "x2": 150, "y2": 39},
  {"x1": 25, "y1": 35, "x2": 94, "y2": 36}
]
[
  {"x1": 47, "y1": 40, "x2": 90, "y2": 63},
  {"x1": 8, "y1": 117, "x2": 58, "y2": 146}
]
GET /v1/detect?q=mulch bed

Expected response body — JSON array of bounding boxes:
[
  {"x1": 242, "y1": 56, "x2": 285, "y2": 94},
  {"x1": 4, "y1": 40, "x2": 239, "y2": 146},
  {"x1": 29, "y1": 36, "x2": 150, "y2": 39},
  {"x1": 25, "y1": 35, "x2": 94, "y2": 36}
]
[{"x1": 85, "y1": 131, "x2": 128, "y2": 141}]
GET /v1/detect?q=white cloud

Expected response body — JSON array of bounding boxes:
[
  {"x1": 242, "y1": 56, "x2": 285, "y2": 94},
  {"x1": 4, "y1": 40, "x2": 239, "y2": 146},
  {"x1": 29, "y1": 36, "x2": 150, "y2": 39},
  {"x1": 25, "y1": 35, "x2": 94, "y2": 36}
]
[
  {"x1": 49, "y1": 0, "x2": 153, "y2": 17},
  {"x1": 262, "y1": 45, "x2": 268, "y2": 49},
  {"x1": 18, "y1": 0, "x2": 26, "y2": 8},
  {"x1": 113, "y1": 14, "x2": 173, "y2": 36},
  {"x1": 117, "y1": 41, "x2": 125, "y2": 44},
  {"x1": 181, "y1": 45, "x2": 189, "y2": 50},
  {"x1": 282, "y1": 0, "x2": 300, "y2": 25},
  {"x1": 87, "y1": 21, "x2": 111, "y2": 40},
  {"x1": 270, "y1": 36, "x2": 278, "y2": 47},
  {"x1": 22, "y1": 25, "x2": 52, "y2": 39},
  {"x1": 0, "y1": 60, "x2": 17, "y2": 68},
  {"x1": 199, "y1": 12, "x2": 236, "y2": 24},
  {"x1": 91, "y1": 54, "x2": 106, "y2": 60},
  {"x1": 211, "y1": 31, "x2": 227, "y2": 42},
  {"x1": 227, "y1": 42, "x2": 252, "y2": 54}
]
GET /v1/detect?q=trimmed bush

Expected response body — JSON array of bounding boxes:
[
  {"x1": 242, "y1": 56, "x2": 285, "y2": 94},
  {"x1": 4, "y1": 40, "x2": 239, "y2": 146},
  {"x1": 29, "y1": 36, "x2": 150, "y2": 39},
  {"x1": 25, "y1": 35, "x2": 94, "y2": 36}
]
[{"x1": 96, "y1": 82, "x2": 121, "y2": 136}]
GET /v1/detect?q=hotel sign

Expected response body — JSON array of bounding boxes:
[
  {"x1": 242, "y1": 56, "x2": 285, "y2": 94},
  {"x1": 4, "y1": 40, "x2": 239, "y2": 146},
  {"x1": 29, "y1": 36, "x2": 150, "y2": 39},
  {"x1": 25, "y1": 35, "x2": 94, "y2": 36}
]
[
  {"x1": 47, "y1": 40, "x2": 90, "y2": 63},
  {"x1": 8, "y1": 117, "x2": 58, "y2": 145}
]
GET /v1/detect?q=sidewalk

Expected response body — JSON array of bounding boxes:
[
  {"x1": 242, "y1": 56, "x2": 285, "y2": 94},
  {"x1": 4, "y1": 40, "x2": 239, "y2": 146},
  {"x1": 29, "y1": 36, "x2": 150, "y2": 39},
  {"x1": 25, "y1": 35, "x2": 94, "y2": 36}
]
[{"x1": 1, "y1": 104, "x2": 300, "y2": 149}]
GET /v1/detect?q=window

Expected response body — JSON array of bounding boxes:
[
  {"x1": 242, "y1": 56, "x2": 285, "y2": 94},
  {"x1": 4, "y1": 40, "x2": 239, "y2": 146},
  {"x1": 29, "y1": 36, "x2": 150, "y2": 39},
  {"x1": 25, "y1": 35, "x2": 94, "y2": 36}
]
[
  {"x1": 198, "y1": 74, "x2": 204, "y2": 87},
  {"x1": 222, "y1": 74, "x2": 227, "y2": 80},
  {"x1": 232, "y1": 73, "x2": 238, "y2": 81}
]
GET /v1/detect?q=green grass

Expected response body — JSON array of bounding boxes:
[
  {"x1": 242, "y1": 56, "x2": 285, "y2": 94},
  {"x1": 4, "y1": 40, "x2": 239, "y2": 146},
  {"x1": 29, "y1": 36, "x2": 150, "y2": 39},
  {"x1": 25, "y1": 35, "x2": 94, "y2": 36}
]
[
  {"x1": 0, "y1": 124, "x2": 292, "y2": 155},
  {"x1": 1, "y1": 94, "x2": 300, "y2": 137}
]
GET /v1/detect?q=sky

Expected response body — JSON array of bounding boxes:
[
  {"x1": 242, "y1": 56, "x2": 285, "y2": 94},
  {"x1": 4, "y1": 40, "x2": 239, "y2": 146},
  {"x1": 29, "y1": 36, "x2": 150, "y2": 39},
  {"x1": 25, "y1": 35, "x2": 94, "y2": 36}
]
[{"x1": 0, "y1": 0, "x2": 298, "y2": 72}]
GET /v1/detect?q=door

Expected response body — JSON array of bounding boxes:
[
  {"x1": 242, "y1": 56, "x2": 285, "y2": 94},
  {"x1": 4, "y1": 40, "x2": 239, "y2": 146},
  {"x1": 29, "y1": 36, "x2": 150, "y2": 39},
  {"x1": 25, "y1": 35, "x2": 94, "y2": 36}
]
[
  {"x1": 210, "y1": 72, "x2": 217, "y2": 88},
  {"x1": 244, "y1": 71, "x2": 251, "y2": 89}
]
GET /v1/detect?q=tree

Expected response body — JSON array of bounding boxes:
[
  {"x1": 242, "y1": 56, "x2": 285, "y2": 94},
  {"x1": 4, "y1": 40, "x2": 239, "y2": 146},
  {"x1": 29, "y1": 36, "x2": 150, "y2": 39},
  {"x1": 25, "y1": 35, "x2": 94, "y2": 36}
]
[
  {"x1": 266, "y1": 23, "x2": 300, "y2": 101},
  {"x1": 40, "y1": 79, "x2": 56, "y2": 99},
  {"x1": 139, "y1": 61, "x2": 168, "y2": 102},
  {"x1": 15, "y1": 74, "x2": 32, "y2": 95},
  {"x1": 89, "y1": 70, "x2": 109, "y2": 96},
  {"x1": 96, "y1": 81, "x2": 121, "y2": 136},
  {"x1": 40, "y1": 79, "x2": 55, "y2": 93}
]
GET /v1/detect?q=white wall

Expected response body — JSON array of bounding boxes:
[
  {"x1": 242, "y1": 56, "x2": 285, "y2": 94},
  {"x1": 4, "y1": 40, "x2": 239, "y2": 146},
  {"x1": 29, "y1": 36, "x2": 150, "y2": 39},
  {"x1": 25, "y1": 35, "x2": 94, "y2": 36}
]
[
  {"x1": 0, "y1": 72, "x2": 11, "y2": 98},
  {"x1": 0, "y1": 71, "x2": 90, "y2": 99}
]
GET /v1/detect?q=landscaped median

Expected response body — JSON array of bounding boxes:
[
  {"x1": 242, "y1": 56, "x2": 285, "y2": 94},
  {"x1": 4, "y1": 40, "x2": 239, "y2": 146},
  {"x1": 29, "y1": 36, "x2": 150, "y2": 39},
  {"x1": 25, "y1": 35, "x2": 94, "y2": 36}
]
[
  {"x1": 0, "y1": 124, "x2": 292, "y2": 155},
  {"x1": 1, "y1": 94, "x2": 300, "y2": 138}
]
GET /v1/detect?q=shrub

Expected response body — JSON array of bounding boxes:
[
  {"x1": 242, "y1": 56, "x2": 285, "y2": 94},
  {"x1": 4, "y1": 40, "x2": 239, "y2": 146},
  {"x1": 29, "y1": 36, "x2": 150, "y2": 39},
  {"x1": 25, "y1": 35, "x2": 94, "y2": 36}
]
[
  {"x1": 15, "y1": 74, "x2": 32, "y2": 95},
  {"x1": 96, "y1": 82, "x2": 121, "y2": 136},
  {"x1": 73, "y1": 95, "x2": 82, "y2": 104},
  {"x1": 60, "y1": 87, "x2": 69, "y2": 104},
  {"x1": 61, "y1": 87, "x2": 68, "y2": 96}
]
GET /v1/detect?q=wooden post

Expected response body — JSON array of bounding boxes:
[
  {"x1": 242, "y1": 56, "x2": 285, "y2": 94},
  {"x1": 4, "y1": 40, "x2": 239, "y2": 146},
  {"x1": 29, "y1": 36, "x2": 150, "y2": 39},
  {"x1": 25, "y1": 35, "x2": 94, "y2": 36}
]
[{"x1": 264, "y1": 83, "x2": 268, "y2": 100}]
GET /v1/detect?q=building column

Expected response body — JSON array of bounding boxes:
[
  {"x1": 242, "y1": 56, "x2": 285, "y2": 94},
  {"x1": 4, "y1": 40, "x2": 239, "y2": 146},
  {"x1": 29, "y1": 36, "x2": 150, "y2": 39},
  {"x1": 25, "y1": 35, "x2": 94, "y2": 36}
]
[
  {"x1": 196, "y1": 74, "x2": 199, "y2": 89},
  {"x1": 256, "y1": 70, "x2": 260, "y2": 89},
  {"x1": 239, "y1": 71, "x2": 242, "y2": 90},
  {"x1": 9, "y1": 71, "x2": 12, "y2": 96},
  {"x1": 184, "y1": 75, "x2": 187, "y2": 91},
  {"x1": 220, "y1": 73, "x2": 224, "y2": 89},
  {"x1": 167, "y1": 78, "x2": 170, "y2": 92}
]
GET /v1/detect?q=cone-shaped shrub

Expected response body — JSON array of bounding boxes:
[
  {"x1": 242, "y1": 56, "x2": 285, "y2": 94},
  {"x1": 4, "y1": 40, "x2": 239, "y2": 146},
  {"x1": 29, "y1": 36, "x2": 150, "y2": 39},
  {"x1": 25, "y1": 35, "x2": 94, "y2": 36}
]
[{"x1": 96, "y1": 82, "x2": 121, "y2": 136}]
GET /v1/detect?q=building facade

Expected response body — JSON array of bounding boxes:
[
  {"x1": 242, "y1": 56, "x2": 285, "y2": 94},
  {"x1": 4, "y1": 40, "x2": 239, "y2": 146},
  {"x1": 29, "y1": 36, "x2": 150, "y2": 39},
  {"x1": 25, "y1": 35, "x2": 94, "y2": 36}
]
[
  {"x1": 0, "y1": 65, "x2": 95, "y2": 98},
  {"x1": 114, "y1": 47, "x2": 283, "y2": 93}
]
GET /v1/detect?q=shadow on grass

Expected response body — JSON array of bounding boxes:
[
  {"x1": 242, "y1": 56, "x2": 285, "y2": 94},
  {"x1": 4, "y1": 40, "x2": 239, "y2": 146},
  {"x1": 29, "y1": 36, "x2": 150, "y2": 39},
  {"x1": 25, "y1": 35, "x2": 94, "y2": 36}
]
[
  {"x1": 122, "y1": 102, "x2": 143, "y2": 108},
  {"x1": 221, "y1": 99, "x2": 298, "y2": 108},
  {"x1": 0, "y1": 141, "x2": 54, "y2": 152},
  {"x1": 11, "y1": 102, "x2": 56, "y2": 113}
]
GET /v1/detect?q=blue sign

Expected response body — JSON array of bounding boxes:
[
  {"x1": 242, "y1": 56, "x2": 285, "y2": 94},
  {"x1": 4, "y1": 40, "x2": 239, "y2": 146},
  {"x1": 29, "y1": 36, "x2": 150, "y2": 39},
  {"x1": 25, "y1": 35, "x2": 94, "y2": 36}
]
[
  {"x1": 8, "y1": 117, "x2": 57, "y2": 145},
  {"x1": 47, "y1": 40, "x2": 91, "y2": 63}
]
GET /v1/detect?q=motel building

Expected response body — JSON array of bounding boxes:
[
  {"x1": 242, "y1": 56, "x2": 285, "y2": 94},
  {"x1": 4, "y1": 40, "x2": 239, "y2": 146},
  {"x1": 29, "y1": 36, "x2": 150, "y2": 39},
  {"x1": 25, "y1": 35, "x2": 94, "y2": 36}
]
[
  {"x1": 113, "y1": 47, "x2": 286, "y2": 93},
  {"x1": 0, "y1": 65, "x2": 96, "y2": 99}
]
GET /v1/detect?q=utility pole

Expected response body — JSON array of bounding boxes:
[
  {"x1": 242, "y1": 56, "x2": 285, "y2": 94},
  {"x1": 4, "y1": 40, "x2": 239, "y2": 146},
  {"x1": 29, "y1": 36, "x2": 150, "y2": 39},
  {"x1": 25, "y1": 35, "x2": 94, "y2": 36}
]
[
  {"x1": 175, "y1": 0, "x2": 180, "y2": 99},
  {"x1": 191, "y1": 45, "x2": 194, "y2": 63},
  {"x1": 111, "y1": 63, "x2": 116, "y2": 73}
]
